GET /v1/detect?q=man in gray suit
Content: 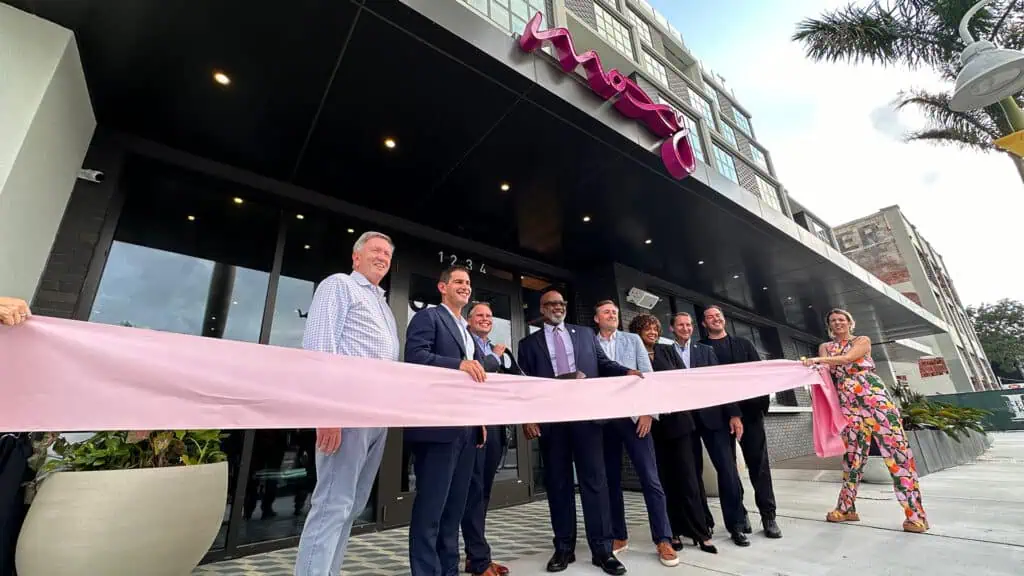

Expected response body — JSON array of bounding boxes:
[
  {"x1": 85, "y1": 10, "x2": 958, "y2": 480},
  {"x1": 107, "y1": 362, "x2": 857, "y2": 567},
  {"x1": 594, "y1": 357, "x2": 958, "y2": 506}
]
[{"x1": 594, "y1": 300, "x2": 678, "y2": 566}]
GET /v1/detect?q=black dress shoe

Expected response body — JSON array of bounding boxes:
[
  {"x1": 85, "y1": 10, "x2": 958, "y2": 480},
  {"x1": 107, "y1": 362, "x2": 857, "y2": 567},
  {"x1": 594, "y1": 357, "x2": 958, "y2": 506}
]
[
  {"x1": 692, "y1": 538, "x2": 718, "y2": 554},
  {"x1": 763, "y1": 517, "x2": 783, "y2": 539},
  {"x1": 670, "y1": 538, "x2": 683, "y2": 551},
  {"x1": 730, "y1": 531, "x2": 751, "y2": 547},
  {"x1": 591, "y1": 554, "x2": 627, "y2": 575},
  {"x1": 546, "y1": 551, "x2": 575, "y2": 572}
]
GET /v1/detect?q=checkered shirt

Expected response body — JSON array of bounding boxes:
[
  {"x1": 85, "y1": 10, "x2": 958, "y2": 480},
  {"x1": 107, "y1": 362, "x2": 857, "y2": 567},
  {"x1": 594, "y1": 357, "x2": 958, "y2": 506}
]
[{"x1": 302, "y1": 271, "x2": 400, "y2": 362}]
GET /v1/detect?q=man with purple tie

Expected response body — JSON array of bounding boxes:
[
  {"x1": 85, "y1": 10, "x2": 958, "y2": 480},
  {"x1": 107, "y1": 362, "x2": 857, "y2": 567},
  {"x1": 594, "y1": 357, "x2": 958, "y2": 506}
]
[{"x1": 517, "y1": 290, "x2": 643, "y2": 575}]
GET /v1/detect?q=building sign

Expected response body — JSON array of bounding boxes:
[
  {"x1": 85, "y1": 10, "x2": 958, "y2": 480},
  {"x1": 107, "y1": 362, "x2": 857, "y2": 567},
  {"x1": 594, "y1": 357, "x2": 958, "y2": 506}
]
[
  {"x1": 518, "y1": 12, "x2": 696, "y2": 180},
  {"x1": 918, "y1": 357, "x2": 949, "y2": 378}
]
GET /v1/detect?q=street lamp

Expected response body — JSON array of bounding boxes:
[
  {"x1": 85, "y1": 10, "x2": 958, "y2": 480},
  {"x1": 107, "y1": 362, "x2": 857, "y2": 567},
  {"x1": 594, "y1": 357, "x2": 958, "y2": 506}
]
[{"x1": 951, "y1": 0, "x2": 1024, "y2": 151}]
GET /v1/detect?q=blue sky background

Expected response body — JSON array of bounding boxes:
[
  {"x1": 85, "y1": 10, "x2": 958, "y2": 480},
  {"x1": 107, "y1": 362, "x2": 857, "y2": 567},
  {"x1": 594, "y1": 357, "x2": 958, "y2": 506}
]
[{"x1": 644, "y1": 0, "x2": 1023, "y2": 306}]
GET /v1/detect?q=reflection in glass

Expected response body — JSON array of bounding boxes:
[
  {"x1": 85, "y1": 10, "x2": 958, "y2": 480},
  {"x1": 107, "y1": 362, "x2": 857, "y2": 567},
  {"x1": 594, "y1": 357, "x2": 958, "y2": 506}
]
[{"x1": 87, "y1": 157, "x2": 278, "y2": 551}]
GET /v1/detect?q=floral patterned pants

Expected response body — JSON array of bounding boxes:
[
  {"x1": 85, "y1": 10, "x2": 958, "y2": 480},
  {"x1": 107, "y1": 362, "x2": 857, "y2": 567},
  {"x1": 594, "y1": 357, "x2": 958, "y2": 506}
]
[{"x1": 837, "y1": 375, "x2": 926, "y2": 523}]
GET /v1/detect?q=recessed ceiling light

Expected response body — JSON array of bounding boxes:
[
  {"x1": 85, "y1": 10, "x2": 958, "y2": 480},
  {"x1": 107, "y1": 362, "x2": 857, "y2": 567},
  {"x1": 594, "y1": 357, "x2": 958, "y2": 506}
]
[
  {"x1": 213, "y1": 71, "x2": 231, "y2": 86},
  {"x1": 296, "y1": 214, "x2": 304, "y2": 220},
  {"x1": 644, "y1": 239, "x2": 653, "y2": 245},
  {"x1": 808, "y1": 305, "x2": 814, "y2": 309},
  {"x1": 384, "y1": 138, "x2": 397, "y2": 149},
  {"x1": 582, "y1": 215, "x2": 591, "y2": 222},
  {"x1": 762, "y1": 286, "x2": 768, "y2": 291},
  {"x1": 304, "y1": 244, "x2": 311, "y2": 250},
  {"x1": 232, "y1": 197, "x2": 243, "y2": 205},
  {"x1": 187, "y1": 215, "x2": 196, "y2": 221},
  {"x1": 787, "y1": 296, "x2": 794, "y2": 301},
  {"x1": 732, "y1": 274, "x2": 740, "y2": 279},
  {"x1": 347, "y1": 228, "x2": 355, "y2": 234},
  {"x1": 698, "y1": 260, "x2": 705, "y2": 265},
  {"x1": 500, "y1": 182, "x2": 511, "y2": 192}
]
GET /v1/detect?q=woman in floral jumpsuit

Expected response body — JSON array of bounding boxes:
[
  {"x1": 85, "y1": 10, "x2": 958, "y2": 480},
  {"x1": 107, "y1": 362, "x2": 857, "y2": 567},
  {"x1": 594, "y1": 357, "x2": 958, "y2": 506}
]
[{"x1": 802, "y1": 308, "x2": 929, "y2": 533}]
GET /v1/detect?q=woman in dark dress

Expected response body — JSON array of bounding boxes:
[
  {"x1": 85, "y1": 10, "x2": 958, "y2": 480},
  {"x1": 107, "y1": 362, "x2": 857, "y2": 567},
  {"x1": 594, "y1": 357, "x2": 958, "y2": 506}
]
[{"x1": 628, "y1": 313, "x2": 717, "y2": 554}]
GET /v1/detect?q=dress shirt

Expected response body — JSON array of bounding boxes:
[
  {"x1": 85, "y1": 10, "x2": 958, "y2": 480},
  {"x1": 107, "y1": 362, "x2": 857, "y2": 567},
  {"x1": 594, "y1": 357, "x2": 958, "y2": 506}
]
[
  {"x1": 597, "y1": 330, "x2": 618, "y2": 362},
  {"x1": 302, "y1": 271, "x2": 400, "y2": 362},
  {"x1": 543, "y1": 322, "x2": 577, "y2": 374},
  {"x1": 472, "y1": 333, "x2": 498, "y2": 359},
  {"x1": 674, "y1": 339, "x2": 691, "y2": 369},
  {"x1": 440, "y1": 303, "x2": 475, "y2": 360}
]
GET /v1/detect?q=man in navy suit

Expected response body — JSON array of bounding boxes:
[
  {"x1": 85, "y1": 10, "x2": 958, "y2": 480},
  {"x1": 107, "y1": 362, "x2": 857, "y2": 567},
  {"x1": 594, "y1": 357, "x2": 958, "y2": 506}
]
[
  {"x1": 404, "y1": 265, "x2": 490, "y2": 576},
  {"x1": 518, "y1": 290, "x2": 643, "y2": 575},
  {"x1": 669, "y1": 312, "x2": 748, "y2": 547}
]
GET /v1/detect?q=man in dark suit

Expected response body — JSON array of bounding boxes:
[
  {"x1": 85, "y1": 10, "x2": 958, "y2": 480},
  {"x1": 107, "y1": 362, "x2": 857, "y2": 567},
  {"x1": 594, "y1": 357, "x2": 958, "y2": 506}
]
[
  {"x1": 518, "y1": 290, "x2": 643, "y2": 576},
  {"x1": 460, "y1": 301, "x2": 520, "y2": 576},
  {"x1": 404, "y1": 266, "x2": 490, "y2": 576},
  {"x1": 699, "y1": 305, "x2": 782, "y2": 540},
  {"x1": 670, "y1": 312, "x2": 749, "y2": 547}
]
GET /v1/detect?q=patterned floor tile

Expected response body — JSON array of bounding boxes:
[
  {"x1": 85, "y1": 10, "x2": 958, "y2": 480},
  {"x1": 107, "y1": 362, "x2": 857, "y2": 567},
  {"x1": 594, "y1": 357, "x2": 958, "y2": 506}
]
[{"x1": 194, "y1": 494, "x2": 653, "y2": 575}]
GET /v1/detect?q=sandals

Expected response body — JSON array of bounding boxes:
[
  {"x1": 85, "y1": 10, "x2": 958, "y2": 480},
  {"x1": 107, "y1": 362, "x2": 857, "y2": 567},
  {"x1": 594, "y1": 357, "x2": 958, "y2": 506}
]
[
  {"x1": 825, "y1": 509, "x2": 860, "y2": 523},
  {"x1": 903, "y1": 519, "x2": 928, "y2": 533}
]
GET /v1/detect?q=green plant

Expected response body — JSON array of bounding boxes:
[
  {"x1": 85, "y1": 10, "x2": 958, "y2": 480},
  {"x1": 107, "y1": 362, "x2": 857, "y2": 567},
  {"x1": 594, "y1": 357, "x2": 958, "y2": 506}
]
[
  {"x1": 33, "y1": 430, "x2": 226, "y2": 474},
  {"x1": 900, "y1": 398, "x2": 990, "y2": 440}
]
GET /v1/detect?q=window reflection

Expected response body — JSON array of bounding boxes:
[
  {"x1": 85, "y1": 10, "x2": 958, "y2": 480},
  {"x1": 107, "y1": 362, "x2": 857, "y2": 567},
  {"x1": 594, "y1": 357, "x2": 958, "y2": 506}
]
[{"x1": 88, "y1": 157, "x2": 278, "y2": 551}]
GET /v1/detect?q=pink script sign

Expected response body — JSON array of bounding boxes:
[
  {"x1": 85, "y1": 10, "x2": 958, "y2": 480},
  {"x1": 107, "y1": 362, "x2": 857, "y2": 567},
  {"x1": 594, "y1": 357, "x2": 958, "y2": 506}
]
[
  {"x1": 0, "y1": 317, "x2": 841, "y2": 438},
  {"x1": 518, "y1": 12, "x2": 697, "y2": 180}
]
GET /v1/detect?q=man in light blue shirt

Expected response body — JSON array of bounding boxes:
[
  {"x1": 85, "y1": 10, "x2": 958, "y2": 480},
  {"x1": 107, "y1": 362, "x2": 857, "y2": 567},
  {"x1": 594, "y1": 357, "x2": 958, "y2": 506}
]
[
  {"x1": 594, "y1": 300, "x2": 677, "y2": 566},
  {"x1": 294, "y1": 232, "x2": 400, "y2": 576}
]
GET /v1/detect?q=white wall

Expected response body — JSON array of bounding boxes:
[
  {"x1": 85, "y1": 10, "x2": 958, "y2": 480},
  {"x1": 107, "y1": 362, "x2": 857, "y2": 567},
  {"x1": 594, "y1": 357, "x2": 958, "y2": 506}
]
[{"x1": 0, "y1": 5, "x2": 95, "y2": 300}]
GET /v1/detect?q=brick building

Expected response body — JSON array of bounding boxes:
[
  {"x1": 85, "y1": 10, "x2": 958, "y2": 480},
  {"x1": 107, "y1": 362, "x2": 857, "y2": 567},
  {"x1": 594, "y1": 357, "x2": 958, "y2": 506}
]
[{"x1": 834, "y1": 206, "x2": 996, "y2": 393}]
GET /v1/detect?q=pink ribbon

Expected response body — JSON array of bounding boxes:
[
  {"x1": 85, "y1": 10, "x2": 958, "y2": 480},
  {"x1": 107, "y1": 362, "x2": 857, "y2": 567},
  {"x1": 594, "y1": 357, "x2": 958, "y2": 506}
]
[{"x1": 0, "y1": 317, "x2": 842, "y2": 437}]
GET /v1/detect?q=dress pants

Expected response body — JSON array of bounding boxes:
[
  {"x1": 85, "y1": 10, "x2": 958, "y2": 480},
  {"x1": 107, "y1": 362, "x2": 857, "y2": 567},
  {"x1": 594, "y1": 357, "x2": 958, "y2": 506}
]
[
  {"x1": 539, "y1": 420, "x2": 613, "y2": 558},
  {"x1": 691, "y1": 425, "x2": 747, "y2": 533},
  {"x1": 461, "y1": 425, "x2": 505, "y2": 574},
  {"x1": 294, "y1": 427, "x2": 387, "y2": 576},
  {"x1": 602, "y1": 417, "x2": 672, "y2": 544},
  {"x1": 408, "y1": 429, "x2": 477, "y2": 576},
  {"x1": 732, "y1": 414, "x2": 777, "y2": 518},
  {"x1": 651, "y1": 430, "x2": 711, "y2": 542}
]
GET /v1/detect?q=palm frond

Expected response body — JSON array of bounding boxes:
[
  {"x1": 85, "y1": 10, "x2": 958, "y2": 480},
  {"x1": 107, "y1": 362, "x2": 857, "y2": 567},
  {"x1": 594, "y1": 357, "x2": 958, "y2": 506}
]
[
  {"x1": 896, "y1": 88, "x2": 1004, "y2": 141},
  {"x1": 905, "y1": 127, "x2": 995, "y2": 151}
]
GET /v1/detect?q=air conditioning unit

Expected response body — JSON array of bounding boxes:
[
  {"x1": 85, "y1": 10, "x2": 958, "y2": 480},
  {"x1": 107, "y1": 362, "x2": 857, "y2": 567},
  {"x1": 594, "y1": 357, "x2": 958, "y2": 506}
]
[{"x1": 626, "y1": 287, "x2": 660, "y2": 310}]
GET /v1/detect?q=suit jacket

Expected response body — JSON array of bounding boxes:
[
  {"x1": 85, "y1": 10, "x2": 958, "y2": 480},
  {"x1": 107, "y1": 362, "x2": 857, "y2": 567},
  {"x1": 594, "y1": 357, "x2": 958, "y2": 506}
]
[
  {"x1": 700, "y1": 335, "x2": 770, "y2": 418},
  {"x1": 404, "y1": 305, "x2": 485, "y2": 443},
  {"x1": 602, "y1": 331, "x2": 654, "y2": 372},
  {"x1": 649, "y1": 344, "x2": 695, "y2": 438},
  {"x1": 680, "y1": 341, "x2": 742, "y2": 430},
  {"x1": 475, "y1": 335, "x2": 523, "y2": 375},
  {"x1": 517, "y1": 323, "x2": 628, "y2": 380}
]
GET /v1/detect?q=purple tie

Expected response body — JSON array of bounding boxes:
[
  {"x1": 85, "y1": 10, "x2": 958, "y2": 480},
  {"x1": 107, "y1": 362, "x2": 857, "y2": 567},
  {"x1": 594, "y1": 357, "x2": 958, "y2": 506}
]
[{"x1": 554, "y1": 327, "x2": 570, "y2": 376}]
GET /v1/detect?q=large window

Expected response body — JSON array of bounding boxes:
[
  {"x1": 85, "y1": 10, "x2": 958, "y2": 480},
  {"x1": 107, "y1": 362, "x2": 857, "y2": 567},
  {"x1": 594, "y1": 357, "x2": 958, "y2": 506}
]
[
  {"x1": 640, "y1": 50, "x2": 668, "y2": 85},
  {"x1": 733, "y1": 109, "x2": 752, "y2": 135},
  {"x1": 755, "y1": 175, "x2": 782, "y2": 212},
  {"x1": 656, "y1": 94, "x2": 704, "y2": 162},
  {"x1": 462, "y1": 0, "x2": 550, "y2": 36},
  {"x1": 594, "y1": 2, "x2": 633, "y2": 56},
  {"x1": 626, "y1": 9, "x2": 652, "y2": 45},
  {"x1": 707, "y1": 87, "x2": 722, "y2": 111},
  {"x1": 750, "y1": 146, "x2": 768, "y2": 170},
  {"x1": 720, "y1": 123, "x2": 737, "y2": 147},
  {"x1": 712, "y1": 144, "x2": 739, "y2": 184},
  {"x1": 688, "y1": 87, "x2": 716, "y2": 130}
]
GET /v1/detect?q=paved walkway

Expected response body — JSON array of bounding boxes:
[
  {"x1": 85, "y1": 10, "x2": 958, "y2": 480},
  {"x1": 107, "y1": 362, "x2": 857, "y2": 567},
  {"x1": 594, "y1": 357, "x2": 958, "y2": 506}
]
[{"x1": 196, "y1": 432, "x2": 1024, "y2": 575}]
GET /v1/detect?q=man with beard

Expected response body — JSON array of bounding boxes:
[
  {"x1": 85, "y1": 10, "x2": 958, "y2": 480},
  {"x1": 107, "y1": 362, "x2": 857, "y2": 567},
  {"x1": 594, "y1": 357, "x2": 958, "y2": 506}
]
[
  {"x1": 460, "y1": 301, "x2": 520, "y2": 576},
  {"x1": 699, "y1": 305, "x2": 782, "y2": 541},
  {"x1": 517, "y1": 290, "x2": 643, "y2": 575},
  {"x1": 294, "y1": 232, "x2": 401, "y2": 576},
  {"x1": 404, "y1": 266, "x2": 490, "y2": 576}
]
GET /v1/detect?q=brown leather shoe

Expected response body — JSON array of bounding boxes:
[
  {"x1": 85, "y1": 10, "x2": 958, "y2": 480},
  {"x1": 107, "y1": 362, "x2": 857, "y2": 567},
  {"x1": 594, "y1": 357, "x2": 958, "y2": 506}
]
[
  {"x1": 467, "y1": 562, "x2": 509, "y2": 576},
  {"x1": 656, "y1": 542, "x2": 679, "y2": 567},
  {"x1": 612, "y1": 539, "x2": 629, "y2": 554}
]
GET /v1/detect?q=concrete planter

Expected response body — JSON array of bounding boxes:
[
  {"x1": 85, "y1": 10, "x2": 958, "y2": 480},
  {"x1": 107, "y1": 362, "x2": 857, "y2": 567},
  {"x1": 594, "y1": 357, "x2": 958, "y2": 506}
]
[
  {"x1": 861, "y1": 429, "x2": 989, "y2": 484},
  {"x1": 16, "y1": 462, "x2": 227, "y2": 576}
]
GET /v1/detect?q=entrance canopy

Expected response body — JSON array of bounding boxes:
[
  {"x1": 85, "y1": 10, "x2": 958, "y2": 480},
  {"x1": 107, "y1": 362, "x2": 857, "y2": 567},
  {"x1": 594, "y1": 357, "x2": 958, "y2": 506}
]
[{"x1": 8, "y1": 0, "x2": 947, "y2": 342}]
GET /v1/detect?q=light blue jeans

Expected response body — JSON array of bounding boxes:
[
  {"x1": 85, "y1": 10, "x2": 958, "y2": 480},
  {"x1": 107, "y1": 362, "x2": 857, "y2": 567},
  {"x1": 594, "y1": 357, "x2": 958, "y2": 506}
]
[{"x1": 294, "y1": 427, "x2": 387, "y2": 576}]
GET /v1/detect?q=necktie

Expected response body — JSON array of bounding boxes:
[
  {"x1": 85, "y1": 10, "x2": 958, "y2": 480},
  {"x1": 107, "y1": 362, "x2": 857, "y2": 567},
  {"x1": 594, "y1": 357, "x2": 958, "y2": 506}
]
[{"x1": 554, "y1": 327, "x2": 570, "y2": 376}]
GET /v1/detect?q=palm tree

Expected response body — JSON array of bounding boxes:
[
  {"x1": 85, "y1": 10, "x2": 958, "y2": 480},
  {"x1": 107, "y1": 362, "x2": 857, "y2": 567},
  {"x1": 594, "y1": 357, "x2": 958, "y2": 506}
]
[{"x1": 792, "y1": 0, "x2": 1024, "y2": 179}]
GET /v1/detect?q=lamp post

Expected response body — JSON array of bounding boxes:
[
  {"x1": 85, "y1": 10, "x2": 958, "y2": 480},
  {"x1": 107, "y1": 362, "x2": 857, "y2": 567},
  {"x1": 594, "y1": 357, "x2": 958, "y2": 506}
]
[{"x1": 950, "y1": 0, "x2": 1024, "y2": 153}]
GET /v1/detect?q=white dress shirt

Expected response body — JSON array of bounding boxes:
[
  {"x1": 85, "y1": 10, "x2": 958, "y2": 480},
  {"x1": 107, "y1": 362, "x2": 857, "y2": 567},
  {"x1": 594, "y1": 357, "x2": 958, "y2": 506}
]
[{"x1": 441, "y1": 303, "x2": 475, "y2": 360}]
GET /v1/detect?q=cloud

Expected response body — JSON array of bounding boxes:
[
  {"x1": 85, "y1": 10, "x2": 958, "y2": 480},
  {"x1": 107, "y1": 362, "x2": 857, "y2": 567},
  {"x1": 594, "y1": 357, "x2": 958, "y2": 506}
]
[
  {"x1": 922, "y1": 170, "x2": 939, "y2": 185},
  {"x1": 869, "y1": 103, "x2": 910, "y2": 140}
]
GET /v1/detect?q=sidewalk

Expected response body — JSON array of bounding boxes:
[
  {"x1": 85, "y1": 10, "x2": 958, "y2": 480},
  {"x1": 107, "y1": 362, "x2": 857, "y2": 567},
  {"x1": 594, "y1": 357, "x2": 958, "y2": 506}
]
[{"x1": 195, "y1": 432, "x2": 1024, "y2": 575}]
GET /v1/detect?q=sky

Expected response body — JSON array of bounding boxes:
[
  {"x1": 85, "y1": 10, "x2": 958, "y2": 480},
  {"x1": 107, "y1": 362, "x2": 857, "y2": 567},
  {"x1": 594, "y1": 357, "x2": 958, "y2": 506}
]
[{"x1": 647, "y1": 0, "x2": 1023, "y2": 308}]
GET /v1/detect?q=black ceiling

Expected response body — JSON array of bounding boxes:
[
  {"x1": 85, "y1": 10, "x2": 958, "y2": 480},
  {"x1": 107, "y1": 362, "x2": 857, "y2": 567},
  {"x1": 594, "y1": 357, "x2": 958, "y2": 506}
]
[{"x1": 7, "y1": 0, "x2": 943, "y2": 341}]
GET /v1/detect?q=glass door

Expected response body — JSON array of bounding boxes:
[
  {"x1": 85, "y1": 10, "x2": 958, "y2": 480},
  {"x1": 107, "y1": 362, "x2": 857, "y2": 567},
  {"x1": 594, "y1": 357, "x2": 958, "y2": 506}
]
[{"x1": 379, "y1": 251, "x2": 532, "y2": 527}]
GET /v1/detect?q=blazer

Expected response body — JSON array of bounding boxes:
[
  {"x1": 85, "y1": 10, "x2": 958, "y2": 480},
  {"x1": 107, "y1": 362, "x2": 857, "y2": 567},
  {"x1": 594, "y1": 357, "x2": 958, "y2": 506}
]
[
  {"x1": 404, "y1": 305, "x2": 486, "y2": 443},
  {"x1": 680, "y1": 341, "x2": 742, "y2": 430},
  {"x1": 475, "y1": 336, "x2": 523, "y2": 375},
  {"x1": 700, "y1": 335, "x2": 770, "y2": 418},
  {"x1": 601, "y1": 331, "x2": 653, "y2": 372},
  {"x1": 517, "y1": 323, "x2": 628, "y2": 380},
  {"x1": 649, "y1": 344, "x2": 695, "y2": 438}
]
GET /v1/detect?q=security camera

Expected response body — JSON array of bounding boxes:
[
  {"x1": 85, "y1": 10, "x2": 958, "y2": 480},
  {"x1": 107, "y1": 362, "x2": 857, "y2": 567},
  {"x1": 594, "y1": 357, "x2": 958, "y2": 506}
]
[{"x1": 77, "y1": 169, "x2": 105, "y2": 183}]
